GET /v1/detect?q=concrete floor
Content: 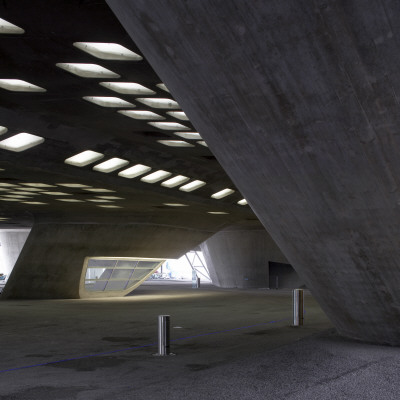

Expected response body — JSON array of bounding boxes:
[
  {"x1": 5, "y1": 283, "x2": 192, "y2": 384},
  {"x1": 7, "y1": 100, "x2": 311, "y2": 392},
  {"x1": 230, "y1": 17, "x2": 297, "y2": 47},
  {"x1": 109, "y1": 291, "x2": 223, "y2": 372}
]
[{"x1": 0, "y1": 283, "x2": 398, "y2": 399}]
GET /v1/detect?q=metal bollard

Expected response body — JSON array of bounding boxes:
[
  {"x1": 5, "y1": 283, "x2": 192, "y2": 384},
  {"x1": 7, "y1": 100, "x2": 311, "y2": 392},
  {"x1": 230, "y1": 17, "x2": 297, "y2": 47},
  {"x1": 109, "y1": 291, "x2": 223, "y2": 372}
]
[
  {"x1": 292, "y1": 289, "x2": 304, "y2": 326},
  {"x1": 154, "y1": 315, "x2": 174, "y2": 356}
]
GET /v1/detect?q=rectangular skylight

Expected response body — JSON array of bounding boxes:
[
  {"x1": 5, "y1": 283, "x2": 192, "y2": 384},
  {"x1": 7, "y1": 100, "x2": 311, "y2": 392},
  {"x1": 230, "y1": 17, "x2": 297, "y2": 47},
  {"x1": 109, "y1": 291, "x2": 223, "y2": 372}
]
[
  {"x1": 0, "y1": 133, "x2": 44, "y2": 152},
  {"x1": 100, "y1": 82, "x2": 155, "y2": 95},
  {"x1": 0, "y1": 79, "x2": 45, "y2": 92},
  {"x1": 0, "y1": 126, "x2": 8, "y2": 135},
  {"x1": 118, "y1": 164, "x2": 151, "y2": 179},
  {"x1": 84, "y1": 188, "x2": 115, "y2": 193},
  {"x1": 56, "y1": 63, "x2": 120, "y2": 78},
  {"x1": 10, "y1": 191, "x2": 38, "y2": 196},
  {"x1": 118, "y1": 110, "x2": 164, "y2": 120},
  {"x1": 197, "y1": 141, "x2": 208, "y2": 147},
  {"x1": 174, "y1": 131, "x2": 202, "y2": 140},
  {"x1": 96, "y1": 196, "x2": 124, "y2": 200},
  {"x1": 211, "y1": 188, "x2": 235, "y2": 199},
  {"x1": 136, "y1": 98, "x2": 179, "y2": 109},
  {"x1": 0, "y1": 18, "x2": 25, "y2": 34},
  {"x1": 156, "y1": 83, "x2": 169, "y2": 92},
  {"x1": 57, "y1": 183, "x2": 91, "y2": 188},
  {"x1": 41, "y1": 192, "x2": 72, "y2": 196},
  {"x1": 87, "y1": 199, "x2": 113, "y2": 203},
  {"x1": 163, "y1": 203, "x2": 188, "y2": 207},
  {"x1": 179, "y1": 180, "x2": 206, "y2": 192},
  {"x1": 97, "y1": 205, "x2": 122, "y2": 208},
  {"x1": 83, "y1": 96, "x2": 134, "y2": 108},
  {"x1": 208, "y1": 211, "x2": 229, "y2": 215},
  {"x1": 73, "y1": 42, "x2": 142, "y2": 61},
  {"x1": 22, "y1": 201, "x2": 47, "y2": 205},
  {"x1": 17, "y1": 185, "x2": 49, "y2": 190},
  {"x1": 238, "y1": 199, "x2": 248, "y2": 205},
  {"x1": 166, "y1": 111, "x2": 189, "y2": 121},
  {"x1": 0, "y1": 198, "x2": 20, "y2": 202},
  {"x1": 161, "y1": 175, "x2": 189, "y2": 188},
  {"x1": 157, "y1": 140, "x2": 194, "y2": 148},
  {"x1": 3, "y1": 194, "x2": 30, "y2": 199},
  {"x1": 148, "y1": 122, "x2": 188, "y2": 130},
  {"x1": 65, "y1": 150, "x2": 104, "y2": 167},
  {"x1": 141, "y1": 170, "x2": 172, "y2": 183},
  {"x1": 0, "y1": 183, "x2": 17, "y2": 187},
  {"x1": 93, "y1": 158, "x2": 129, "y2": 173},
  {"x1": 56, "y1": 199, "x2": 84, "y2": 202}
]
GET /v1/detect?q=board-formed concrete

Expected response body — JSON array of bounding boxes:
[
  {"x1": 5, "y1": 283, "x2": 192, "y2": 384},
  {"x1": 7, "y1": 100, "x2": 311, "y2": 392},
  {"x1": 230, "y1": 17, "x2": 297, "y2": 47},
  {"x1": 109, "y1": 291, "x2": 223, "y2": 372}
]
[{"x1": 107, "y1": 0, "x2": 400, "y2": 345}]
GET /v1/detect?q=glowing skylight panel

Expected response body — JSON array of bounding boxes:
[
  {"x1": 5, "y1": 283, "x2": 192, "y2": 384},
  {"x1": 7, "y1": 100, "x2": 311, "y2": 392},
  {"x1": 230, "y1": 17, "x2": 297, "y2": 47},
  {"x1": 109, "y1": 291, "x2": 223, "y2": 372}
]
[
  {"x1": 197, "y1": 141, "x2": 208, "y2": 147},
  {"x1": 41, "y1": 192, "x2": 72, "y2": 196},
  {"x1": 96, "y1": 196, "x2": 124, "y2": 200},
  {"x1": 93, "y1": 158, "x2": 129, "y2": 173},
  {"x1": 141, "y1": 170, "x2": 172, "y2": 183},
  {"x1": 84, "y1": 188, "x2": 115, "y2": 193},
  {"x1": 148, "y1": 122, "x2": 188, "y2": 130},
  {"x1": 208, "y1": 211, "x2": 229, "y2": 215},
  {"x1": 22, "y1": 201, "x2": 47, "y2": 205},
  {"x1": 0, "y1": 126, "x2": 8, "y2": 135},
  {"x1": 0, "y1": 18, "x2": 25, "y2": 34},
  {"x1": 65, "y1": 150, "x2": 104, "y2": 167},
  {"x1": 83, "y1": 96, "x2": 134, "y2": 108},
  {"x1": 174, "y1": 132, "x2": 202, "y2": 140},
  {"x1": 100, "y1": 82, "x2": 155, "y2": 95},
  {"x1": 0, "y1": 183, "x2": 16, "y2": 187},
  {"x1": 97, "y1": 205, "x2": 122, "y2": 208},
  {"x1": 3, "y1": 194, "x2": 29, "y2": 199},
  {"x1": 10, "y1": 191, "x2": 38, "y2": 196},
  {"x1": 238, "y1": 199, "x2": 248, "y2": 205},
  {"x1": 57, "y1": 183, "x2": 91, "y2": 188},
  {"x1": 118, "y1": 164, "x2": 151, "y2": 179},
  {"x1": 56, "y1": 63, "x2": 120, "y2": 78},
  {"x1": 166, "y1": 111, "x2": 189, "y2": 121},
  {"x1": 87, "y1": 199, "x2": 113, "y2": 203},
  {"x1": 0, "y1": 79, "x2": 46, "y2": 92},
  {"x1": 179, "y1": 180, "x2": 206, "y2": 192},
  {"x1": 56, "y1": 198, "x2": 84, "y2": 202},
  {"x1": 0, "y1": 198, "x2": 20, "y2": 202},
  {"x1": 157, "y1": 140, "x2": 194, "y2": 148},
  {"x1": 163, "y1": 203, "x2": 188, "y2": 207},
  {"x1": 73, "y1": 42, "x2": 142, "y2": 61},
  {"x1": 156, "y1": 83, "x2": 169, "y2": 92},
  {"x1": 18, "y1": 185, "x2": 50, "y2": 190},
  {"x1": 136, "y1": 98, "x2": 179, "y2": 109},
  {"x1": 161, "y1": 175, "x2": 189, "y2": 188},
  {"x1": 118, "y1": 110, "x2": 164, "y2": 120},
  {"x1": 211, "y1": 188, "x2": 235, "y2": 199},
  {"x1": 0, "y1": 133, "x2": 44, "y2": 152}
]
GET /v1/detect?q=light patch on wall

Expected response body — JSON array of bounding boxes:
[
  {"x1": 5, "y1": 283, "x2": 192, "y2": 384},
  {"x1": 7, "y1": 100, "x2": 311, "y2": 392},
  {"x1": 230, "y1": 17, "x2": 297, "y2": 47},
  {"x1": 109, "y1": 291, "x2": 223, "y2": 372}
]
[
  {"x1": 141, "y1": 170, "x2": 172, "y2": 183},
  {"x1": 118, "y1": 110, "x2": 164, "y2": 120},
  {"x1": 161, "y1": 175, "x2": 189, "y2": 188},
  {"x1": 0, "y1": 126, "x2": 8, "y2": 135},
  {"x1": 156, "y1": 83, "x2": 169, "y2": 92},
  {"x1": 197, "y1": 141, "x2": 208, "y2": 147},
  {"x1": 179, "y1": 180, "x2": 206, "y2": 192},
  {"x1": 136, "y1": 98, "x2": 179, "y2": 109},
  {"x1": 166, "y1": 111, "x2": 189, "y2": 121},
  {"x1": 93, "y1": 157, "x2": 129, "y2": 173},
  {"x1": 65, "y1": 150, "x2": 104, "y2": 167},
  {"x1": 83, "y1": 96, "x2": 134, "y2": 108},
  {"x1": 118, "y1": 164, "x2": 151, "y2": 179},
  {"x1": 174, "y1": 132, "x2": 202, "y2": 140},
  {"x1": 100, "y1": 82, "x2": 155, "y2": 95},
  {"x1": 56, "y1": 63, "x2": 120, "y2": 78},
  {"x1": 0, "y1": 133, "x2": 44, "y2": 152},
  {"x1": 148, "y1": 122, "x2": 188, "y2": 130},
  {"x1": 211, "y1": 188, "x2": 235, "y2": 199},
  {"x1": 0, "y1": 18, "x2": 25, "y2": 34},
  {"x1": 73, "y1": 42, "x2": 142, "y2": 61},
  {"x1": 238, "y1": 199, "x2": 248, "y2": 205},
  {"x1": 0, "y1": 79, "x2": 46, "y2": 92}
]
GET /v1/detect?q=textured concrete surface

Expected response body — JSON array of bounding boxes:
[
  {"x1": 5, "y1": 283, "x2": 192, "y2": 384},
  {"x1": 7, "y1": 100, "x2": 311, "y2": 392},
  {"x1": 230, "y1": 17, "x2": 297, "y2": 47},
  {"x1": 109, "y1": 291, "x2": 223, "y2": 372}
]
[
  {"x1": 108, "y1": 0, "x2": 400, "y2": 345},
  {"x1": 0, "y1": 229, "x2": 30, "y2": 277},
  {"x1": 0, "y1": 283, "x2": 399, "y2": 399}
]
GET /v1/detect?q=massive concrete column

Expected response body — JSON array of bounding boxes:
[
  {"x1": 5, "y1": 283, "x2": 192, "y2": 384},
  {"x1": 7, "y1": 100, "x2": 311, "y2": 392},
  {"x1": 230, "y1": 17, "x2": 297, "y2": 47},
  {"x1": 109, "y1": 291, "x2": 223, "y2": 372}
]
[{"x1": 108, "y1": 0, "x2": 400, "y2": 344}]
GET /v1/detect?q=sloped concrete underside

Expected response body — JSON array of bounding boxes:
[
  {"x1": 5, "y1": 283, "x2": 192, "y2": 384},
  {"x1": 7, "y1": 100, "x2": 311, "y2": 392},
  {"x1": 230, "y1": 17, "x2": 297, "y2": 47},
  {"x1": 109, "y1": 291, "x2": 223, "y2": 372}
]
[{"x1": 107, "y1": 0, "x2": 400, "y2": 344}]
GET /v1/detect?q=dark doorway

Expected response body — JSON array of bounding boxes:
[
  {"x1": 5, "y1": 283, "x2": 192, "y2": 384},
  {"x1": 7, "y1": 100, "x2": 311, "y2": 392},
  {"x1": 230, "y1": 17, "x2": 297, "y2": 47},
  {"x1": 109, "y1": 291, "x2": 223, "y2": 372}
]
[{"x1": 268, "y1": 262, "x2": 305, "y2": 289}]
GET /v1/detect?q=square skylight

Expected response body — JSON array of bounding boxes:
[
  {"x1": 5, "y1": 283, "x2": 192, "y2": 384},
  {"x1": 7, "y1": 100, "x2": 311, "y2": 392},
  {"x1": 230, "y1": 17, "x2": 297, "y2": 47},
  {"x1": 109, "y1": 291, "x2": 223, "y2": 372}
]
[
  {"x1": 93, "y1": 158, "x2": 129, "y2": 173},
  {"x1": 211, "y1": 188, "x2": 235, "y2": 199},
  {"x1": 100, "y1": 82, "x2": 155, "y2": 95},
  {"x1": 136, "y1": 98, "x2": 179, "y2": 109},
  {"x1": 0, "y1": 133, "x2": 44, "y2": 152},
  {"x1": 157, "y1": 140, "x2": 194, "y2": 148},
  {"x1": 0, "y1": 79, "x2": 46, "y2": 92},
  {"x1": 238, "y1": 199, "x2": 248, "y2": 205},
  {"x1": 148, "y1": 122, "x2": 188, "y2": 130},
  {"x1": 0, "y1": 126, "x2": 8, "y2": 135},
  {"x1": 57, "y1": 183, "x2": 91, "y2": 188},
  {"x1": 156, "y1": 83, "x2": 169, "y2": 92},
  {"x1": 56, "y1": 63, "x2": 120, "y2": 78},
  {"x1": 65, "y1": 150, "x2": 104, "y2": 167},
  {"x1": 166, "y1": 111, "x2": 189, "y2": 121},
  {"x1": 56, "y1": 198, "x2": 85, "y2": 202},
  {"x1": 163, "y1": 203, "x2": 188, "y2": 207},
  {"x1": 41, "y1": 192, "x2": 72, "y2": 196},
  {"x1": 118, "y1": 110, "x2": 164, "y2": 120},
  {"x1": 161, "y1": 175, "x2": 190, "y2": 188},
  {"x1": 207, "y1": 211, "x2": 229, "y2": 215},
  {"x1": 84, "y1": 188, "x2": 115, "y2": 193},
  {"x1": 197, "y1": 141, "x2": 208, "y2": 147},
  {"x1": 179, "y1": 180, "x2": 206, "y2": 192},
  {"x1": 0, "y1": 18, "x2": 25, "y2": 34},
  {"x1": 83, "y1": 96, "x2": 134, "y2": 108},
  {"x1": 141, "y1": 170, "x2": 172, "y2": 183},
  {"x1": 174, "y1": 131, "x2": 202, "y2": 140},
  {"x1": 118, "y1": 164, "x2": 151, "y2": 179},
  {"x1": 73, "y1": 42, "x2": 142, "y2": 61}
]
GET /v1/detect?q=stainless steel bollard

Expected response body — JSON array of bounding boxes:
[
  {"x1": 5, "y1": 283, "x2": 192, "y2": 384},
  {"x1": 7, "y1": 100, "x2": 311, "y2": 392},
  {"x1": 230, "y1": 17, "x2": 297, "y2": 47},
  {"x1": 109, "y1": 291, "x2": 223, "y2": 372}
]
[
  {"x1": 292, "y1": 289, "x2": 304, "y2": 326},
  {"x1": 155, "y1": 315, "x2": 172, "y2": 356}
]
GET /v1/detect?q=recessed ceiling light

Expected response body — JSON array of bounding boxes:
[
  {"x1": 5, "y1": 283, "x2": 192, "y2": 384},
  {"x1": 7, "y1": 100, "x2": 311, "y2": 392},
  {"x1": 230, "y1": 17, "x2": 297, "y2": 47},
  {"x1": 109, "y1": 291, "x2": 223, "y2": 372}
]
[
  {"x1": 97, "y1": 205, "x2": 122, "y2": 208},
  {"x1": 208, "y1": 211, "x2": 229, "y2": 215},
  {"x1": 166, "y1": 111, "x2": 189, "y2": 121},
  {"x1": 238, "y1": 199, "x2": 248, "y2": 205},
  {"x1": 83, "y1": 96, "x2": 134, "y2": 108},
  {"x1": 65, "y1": 150, "x2": 104, "y2": 167},
  {"x1": 10, "y1": 191, "x2": 38, "y2": 196},
  {"x1": 161, "y1": 175, "x2": 190, "y2": 188},
  {"x1": 87, "y1": 199, "x2": 114, "y2": 203},
  {"x1": 56, "y1": 198, "x2": 85, "y2": 202},
  {"x1": 73, "y1": 42, "x2": 142, "y2": 61},
  {"x1": 41, "y1": 192, "x2": 72, "y2": 196},
  {"x1": 148, "y1": 122, "x2": 188, "y2": 130},
  {"x1": 156, "y1": 83, "x2": 169, "y2": 92},
  {"x1": 0, "y1": 126, "x2": 8, "y2": 135},
  {"x1": 118, "y1": 164, "x2": 151, "y2": 179},
  {"x1": 100, "y1": 82, "x2": 155, "y2": 95},
  {"x1": 0, "y1": 198, "x2": 21, "y2": 202},
  {"x1": 157, "y1": 140, "x2": 194, "y2": 148},
  {"x1": 163, "y1": 203, "x2": 188, "y2": 207},
  {"x1": 141, "y1": 170, "x2": 172, "y2": 183},
  {"x1": 0, "y1": 217, "x2": 9, "y2": 220},
  {"x1": 93, "y1": 157, "x2": 129, "y2": 173},
  {"x1": 0, "y1": 79, "x2": 46, "y2": 92},
  {"x1": 84, "y1": 188, "x2": 115, "y2": 193},
  {"x1": 56, "y1": 63, "x2": 120, "y2": 78},
  {"x1": 57, "y1": 183, "x2": 91, "y2": 188},
  {"x1": 136, "y1": 98, "x2": 179, "y2": 109},
  {"x1": 3, "y1": 194, "x2": 30, "y2": 199},
  {"x1": 0, "y1": 183, "x2": 17, "y2": 187},
  {"x1": 22, "y1": 201, "x2": 47, "y2": 205},
  {"x1": 179, "y1": 180, "x2": 206, "y2": 192},
  {"x1": 174, "y1": 132, "x2": 202, "y2": 140},
  {"x1": 0, "y1": 18, "x2": 25, "y2": 34},
  {"x1": 96, "y1": 196, "x2": 124, "y2": 200},
  {"x1": 211, "y1": 188, "x2": 235, "y2": 199},
  {"x1": 197, "y1": 141, "x2": 208, "y2": 147},
  {"x1": 0, "y1": 133, "x2": 44, "y2": 152},
  {"x1": 118, "y1": 110, "x2": 164, "y2": 120}
]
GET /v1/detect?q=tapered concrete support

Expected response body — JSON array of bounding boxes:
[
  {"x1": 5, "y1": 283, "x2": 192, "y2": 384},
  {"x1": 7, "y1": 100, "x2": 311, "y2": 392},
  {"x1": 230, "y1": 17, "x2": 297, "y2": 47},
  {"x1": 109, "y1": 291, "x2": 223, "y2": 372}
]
[{"x1": 108, "y1": 0, "x2": 400, "y2": 344}]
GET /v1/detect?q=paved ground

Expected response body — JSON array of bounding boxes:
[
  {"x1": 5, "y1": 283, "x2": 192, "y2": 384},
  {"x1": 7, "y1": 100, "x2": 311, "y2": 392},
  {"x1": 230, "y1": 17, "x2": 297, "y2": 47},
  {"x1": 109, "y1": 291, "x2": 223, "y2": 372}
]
[{"x1": 0, "y1": 283, "x2": 398, "y2": 399}]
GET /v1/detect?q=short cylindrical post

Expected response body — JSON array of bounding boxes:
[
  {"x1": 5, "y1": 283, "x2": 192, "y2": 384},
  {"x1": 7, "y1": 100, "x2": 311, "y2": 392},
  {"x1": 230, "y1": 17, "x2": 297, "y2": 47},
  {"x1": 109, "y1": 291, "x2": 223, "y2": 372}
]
[
  {"x1": 292, "y1": 289, "x2": 304, "y2": 326},
  {"x1": 158, "y1": 315, "x2": 170, "y2": 355}
]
